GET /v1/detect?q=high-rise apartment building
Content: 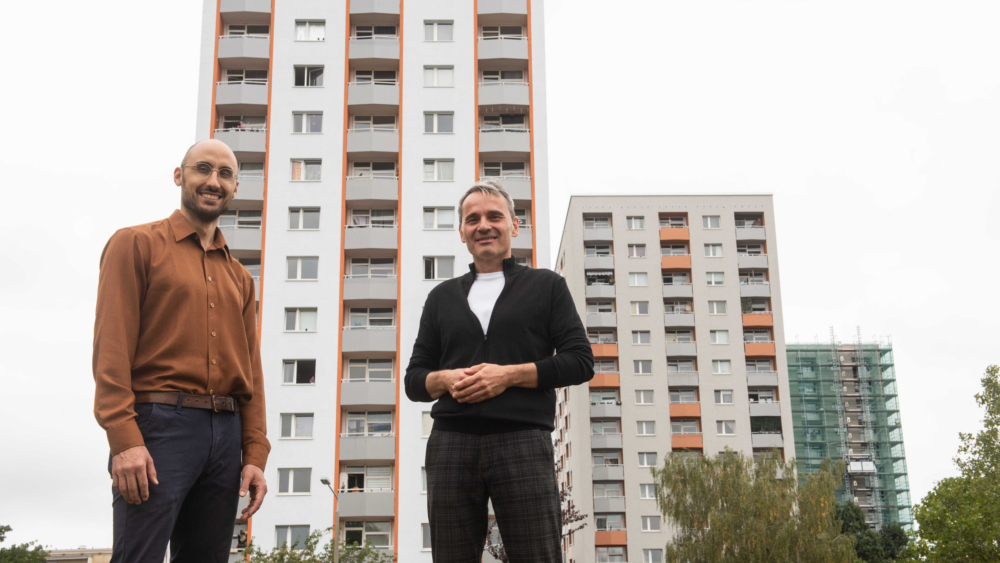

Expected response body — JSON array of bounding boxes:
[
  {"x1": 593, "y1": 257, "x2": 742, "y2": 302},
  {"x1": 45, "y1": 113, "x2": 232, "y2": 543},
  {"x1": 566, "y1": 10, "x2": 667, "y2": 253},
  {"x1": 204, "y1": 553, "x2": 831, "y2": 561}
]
[
  {"x1": 787, "y1": 338, "x2": 912, "y2": 530},
  {"x1": 554, "y1": 195, "x2": 795, "y2": 563},
  {"x1": 195, "y1": 0, "x2": 549, "y2": 556}
]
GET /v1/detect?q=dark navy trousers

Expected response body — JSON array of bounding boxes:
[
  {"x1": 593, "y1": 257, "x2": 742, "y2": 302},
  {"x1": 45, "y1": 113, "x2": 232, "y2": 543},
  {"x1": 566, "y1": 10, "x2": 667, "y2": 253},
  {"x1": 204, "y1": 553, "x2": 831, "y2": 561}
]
[{"x1": 109, "y1": 402, "x2": 242, "y2": 563}]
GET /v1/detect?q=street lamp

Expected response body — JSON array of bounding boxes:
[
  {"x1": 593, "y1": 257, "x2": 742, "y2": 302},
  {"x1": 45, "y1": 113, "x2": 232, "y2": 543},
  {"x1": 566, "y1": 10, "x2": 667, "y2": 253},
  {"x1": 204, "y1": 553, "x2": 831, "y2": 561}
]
[{"x1": 320, "y1": 478, "x2": 340, "y2": 563}]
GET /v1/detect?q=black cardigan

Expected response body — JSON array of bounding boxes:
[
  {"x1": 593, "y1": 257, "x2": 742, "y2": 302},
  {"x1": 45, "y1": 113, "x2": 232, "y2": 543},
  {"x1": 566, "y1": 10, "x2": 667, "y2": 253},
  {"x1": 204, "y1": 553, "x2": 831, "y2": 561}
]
[{"x1": 404, "y1": 257, "x2": 595, "y2": 434}]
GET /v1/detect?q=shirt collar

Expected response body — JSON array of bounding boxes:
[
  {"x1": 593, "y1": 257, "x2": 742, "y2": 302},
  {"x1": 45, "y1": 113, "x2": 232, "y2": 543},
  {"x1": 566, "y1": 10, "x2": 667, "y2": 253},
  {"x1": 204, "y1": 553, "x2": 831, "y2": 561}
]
[
  {"x1": 467, "y1": 256, "x2": 518, "y2": 275},
  {"x1": 168, "y1": 209, "x2": 232, "y2": 258}
]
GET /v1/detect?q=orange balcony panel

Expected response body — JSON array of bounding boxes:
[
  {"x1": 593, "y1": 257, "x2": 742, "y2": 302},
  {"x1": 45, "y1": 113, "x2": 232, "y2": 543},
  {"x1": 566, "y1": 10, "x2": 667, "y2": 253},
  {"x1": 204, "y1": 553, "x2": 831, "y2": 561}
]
[
  {"x1": 591, "y1": 343, "x2": 619, "y2": 358},
  {"x1": 672, "y1": 434, "x2": 704, "y2": 449},
  {"x1": 669, "y1": 403, "x2": 702, "y2": 418},
  {"x1": 659, "y1": 227, "x2": 690, "y2": 242},
  {"x1": 660, "y1": 255, "x2": 692, "y2": 270},
  {"x1": 589, "y1": 372, "x2": 620, "y2": 389},
  {"x1": 742, "y1": 313, "x2": 774, "y2": 327},
  {"x1": 594, "y1": 530, "x2": 627, "y2": 547},
  {"x1": 745, "y1": 342, "x2": 776, "y2": 357}
]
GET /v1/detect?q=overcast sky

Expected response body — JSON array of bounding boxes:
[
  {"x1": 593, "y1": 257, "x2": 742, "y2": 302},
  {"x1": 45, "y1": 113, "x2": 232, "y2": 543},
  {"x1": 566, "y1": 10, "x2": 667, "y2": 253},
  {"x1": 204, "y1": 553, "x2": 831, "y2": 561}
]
[{"x1": 1, "y1": 0, "x2": 997, "y2": 549}]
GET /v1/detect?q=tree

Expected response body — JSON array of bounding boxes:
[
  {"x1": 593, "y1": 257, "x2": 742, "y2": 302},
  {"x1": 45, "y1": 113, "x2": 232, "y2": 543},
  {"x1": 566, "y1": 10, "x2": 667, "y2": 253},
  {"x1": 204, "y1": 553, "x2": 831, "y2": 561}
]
[
  {"x1": 855, "y1": 529, "x2": 886, "y2": 563},
  {"x1": 651, "y1": 450, "x2": 857, "y2": 563},
  {"x1": 878, "y1": 523, "x2": 908, "y2": 561},
  {"x1": 0, "y1": 525, "x2": 48, "y2": 563},
  {"x1": 245, "y1": 528, "x2": 395, "y2": 563},
  {"x1": 901, "y1": 365, "x2": 1000, "y2": 562}
]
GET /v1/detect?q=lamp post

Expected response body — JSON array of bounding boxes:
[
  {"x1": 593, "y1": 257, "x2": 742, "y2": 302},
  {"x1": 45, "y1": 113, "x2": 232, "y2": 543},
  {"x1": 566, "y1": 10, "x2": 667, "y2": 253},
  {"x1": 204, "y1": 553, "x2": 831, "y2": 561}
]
[{"x1": 320, "y1": 478, "x2": 340, "y2": 563}]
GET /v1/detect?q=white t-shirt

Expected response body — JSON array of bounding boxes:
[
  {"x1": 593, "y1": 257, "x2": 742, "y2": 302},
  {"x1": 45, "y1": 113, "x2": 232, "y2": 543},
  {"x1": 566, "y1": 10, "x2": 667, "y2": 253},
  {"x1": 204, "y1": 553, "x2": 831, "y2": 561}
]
[{"x1": 467, "y1": 271, "x2": 505, "y2": 334}]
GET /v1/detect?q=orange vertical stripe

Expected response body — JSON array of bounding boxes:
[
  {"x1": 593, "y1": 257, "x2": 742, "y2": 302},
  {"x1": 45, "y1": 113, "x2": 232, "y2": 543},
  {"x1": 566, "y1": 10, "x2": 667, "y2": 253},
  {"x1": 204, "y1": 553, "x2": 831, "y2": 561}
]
[
  {"x1": 392, "y1": 0, "x2": 404, "y2": 556},
  {"x1": 256, "y1": 0, "x2": 276, "y2": 333},
  {"x1": 209, "y1": 0, "x2": 222, "y2": 138},
  {"x1": 473, "y1": 1, "x2": 480, "y2": 181},
  {"x1": 526, "y1": 0, "x2": 538, "y2": 268}
]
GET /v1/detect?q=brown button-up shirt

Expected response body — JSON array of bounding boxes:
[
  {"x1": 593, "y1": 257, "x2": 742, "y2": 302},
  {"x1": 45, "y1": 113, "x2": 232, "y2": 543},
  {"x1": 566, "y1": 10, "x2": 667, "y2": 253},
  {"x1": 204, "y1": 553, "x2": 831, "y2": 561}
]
[{"x1": 92, "y1": 210, "x2": 269, "y2": 469}]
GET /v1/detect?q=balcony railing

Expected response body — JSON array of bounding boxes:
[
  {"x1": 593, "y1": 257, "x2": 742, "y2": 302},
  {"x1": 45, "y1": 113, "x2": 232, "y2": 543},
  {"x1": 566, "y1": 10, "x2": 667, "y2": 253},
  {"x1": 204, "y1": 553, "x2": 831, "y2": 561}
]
[
  {"x1": 592, "y1": 463, "x2": 623, "y2": 468},
  {"x1": 669, "y1": 398, "x2": 699, "y2": 404},
  {"x1": 591, "y1": 431, "x2": 622, "y2": 436},
  {"x1": 215, "y1": 127, "x2": 267, "y2": 133},
  {"x1": 347, "y1": 127, "x2": 399, "y2": 133},
  {"x1": 343, "y1": 325, "x2": 396, "y2": 330},
  {"x1": 218, "y1": 79, "x2": 269, "y2": 86},
  {"x1": 595, "y1": 526, "x2": 626, "y2": 532},
  {"x1": 345, "y1": 223, "x2": 398, "y2": 229},
  {"x1": 338, "y1": 487, "x2": 395, "y2": 493},
  {"x1": 478, "y1": 175, "x2": 530, "y2": 181},
  {"x1": 478, "y1": 80, "x2": 530, "y2": 86},
  {"x1": 238, "y1": 173, "x2": 265, "y2": 180},
  {"x1": 350, "y1": 35, "x2": 400, "y2": 40},
  {"x1": 592, "y1": 494, "x2": 626, "y2": 499},
  {"x1": 743, "y1": 310, "x2": 772, "y2": 315},
  {"x1": 585, "y1": 281, "x2": 615, "y2": 286},
  {"x1": 340, "y1": 432, "x2": 395, "y2": 437},
  {"x1": 348, "y1": 80, "x2": 399, "y2": 86},
  {"x1": 744, "y1": 338, "x2": 775, "y2": 344},
  {"x1": 219, "y1": 225, "x2": 261, "y2": 230},
  {"x1": 671, "y1": 430, "x2": 702, "y2": 435},
  {"x1": 739, "y1": 279, "x2": 769, "y2": 285},
  {"x1": 479, "y1": 126, "x2": 530, "y2": 133},
  {"x1": 220, "y1": 34, "x2": 270, "y2": 39},
  {"x1": 660, "y1": 252, "x2": 691, "y2": 257},
  {"x1": 589, "y1": 400, "x2": 622, "y2": 406},
  {"x1": 343, "y1": 274, "x2": 397, "y2": 279},
  {"x1": 346, "y1": 174, "x2": 398, "y2": 180},
  {"x1": 737, "y1": 252, "x2": 767, "y2": 256},
  {"x1": 479, "y1": 35, "x2": 527, "y2": 40},
  {"x1": 588, "y1": 340, "x2": 617, "y2": 345},
  {"x1": 663, "y1": 282, "x2": 692, "y2": 286},
  {"x1": 341, "y1": 378, "x2": 396, "y2": 383}
]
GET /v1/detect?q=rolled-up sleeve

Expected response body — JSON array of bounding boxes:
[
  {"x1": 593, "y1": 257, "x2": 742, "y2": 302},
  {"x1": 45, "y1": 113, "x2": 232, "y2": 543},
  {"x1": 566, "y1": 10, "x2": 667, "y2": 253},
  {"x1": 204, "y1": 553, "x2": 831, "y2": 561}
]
[
  {"x1": 238, "y1": 272, "x2": 270, "y2": 469},
  {"x1": 534, "y1": 276, "x2": 594, "y2": 390}
]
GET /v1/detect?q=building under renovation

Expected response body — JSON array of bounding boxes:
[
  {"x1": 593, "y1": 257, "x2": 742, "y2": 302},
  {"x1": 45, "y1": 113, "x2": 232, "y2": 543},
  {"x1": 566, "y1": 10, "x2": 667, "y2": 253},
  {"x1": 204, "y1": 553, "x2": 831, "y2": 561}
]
[{"x1": 787, "y1": 332, "x2": 912, "y2": 529}]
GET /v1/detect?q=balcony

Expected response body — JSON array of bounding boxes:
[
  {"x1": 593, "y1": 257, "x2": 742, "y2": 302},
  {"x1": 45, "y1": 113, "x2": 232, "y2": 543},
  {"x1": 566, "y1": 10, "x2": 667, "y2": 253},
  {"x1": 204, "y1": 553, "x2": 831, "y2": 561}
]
[
  {"x1": 591, "y1": 343, "x2": 618, "y2": 358},
  {"x1": 666, "y1": 342, "x2": 697, "y2": 357},
  {"x1": 337, "y1": 490, "x2": 395, "y2": 518},
  {"x1": 585, "y1": 284, "x2": 615, "y2": 299},
  {"x1": 221, "y1": 0, "x2": 271, "y2": 19},
  {"x1": 660, "y1": 255, "x2": 691, "y2": 269},
  {"x1": 340, "y1": 380, "x2": 396, "y2": 408},
  {"x1": 348, "y1": 37, "x2": 400, "y2": 70},
  {"x1": 592, "y1": 465, "x2": 624, "y2": 481},
  {"x1": 586, "y1": 313, "x2": 617, "y2": 328},
  {"x1": 478, "y1": 38, "x2": 529, "y2": 68},
  {"x1": 662, "y1": 283, "x2": 693, "y2": 299},
  {"x1": 747, "y1": 372, "x2": 779, "y2": 386},
  {"x1": 347, "y1": 82, "x2": 399, "y2": 113},
  {"x1": 591, "y1": 433, "x2": 623, "y2": 449},
  {"x1": 590, "y1": 372, "x2": 620, "y2": 388},
  {"x1": 346, "y1": 129, "x2": 399, "y2": 159},
  {"x1": 745, "y1": 342, "x2": 776, "y2": 357},
  {"x1": 512, "y1": 226, "x2": 532, "y2": 250},
  {"x1": 235, "y1": 176, "x2": 264, "y2": 201},
  {"x1": 220, "y1": 227, "x2": 261, "y2": 253},
  {"x1": 583, "y1": 227, "x2": 613, "y2": 242},
  {"x1": 736, "y1": 226, "x2": 766, "y2": 241},
  {"x1": 672, "y1": 433, "x2": 703, "y2": 449},
  {"x1": 751, "y1": 433, "x2": 784, "y2": 449},
  {"x1": 742, "y1": 313, "x2": 773, "y2": 327},
  {"x1": 214, "y1": 129, "x2": 266, "y2": 159},
  {"x1": 217, "y1": 35, "x2": 270, "y2": 66},
  {"x1": 344, "y1": 226, "x2": 398, "y2": 251},
  {"x1": 339, "y1": 434, "x2": 395, "y2": 462},
  {"x1": 590, "y1": 403, "x2": 622, "y2": 418},
  {"x1": 749, "y1": 402, "x2": 782, "y2": 417},
  {"x1": 659, "y1": 227, "x2": 689, "y2": 242},
  {"x1": 594, "y1": 530, "x2": 627, "y2": 547},
  {"x1": 740, "y1": 283, "x2": 771, "y2": 298},
  {"x1": 345, "y1": 176, "x2": 398, "y2": 206},
  {"x1": 478, "y1": 82, "x2": 530, "y2": 110},
  {"x1": 343, "y1": 275, "x2": 397, "y2": 301},
  {"x1": 663, "y1": 312, "x2": 695, "y2": 328},
  {"x1": 341, "y1": 327, "x2": 397, "y2": 354},
  {"x1": 479, "y1": 128, "x2": 531, "y2": 159},
  {"x1": 584, "y1": 256, "x2": 614, "y2": 270},
  {"x1": 593, "y1": 497, "x2": 627, "y2": 513},
  {"x1": 478, "y1": 0, "x2": 528, "y2": 17},
  {"x1": 669, "y1": 403, "x2": 701, "y2": 418},
  {"x1": 350, "y1": 0, "x2": 400, "y2": 16},
  {"x1": 667, "y1": 372, "x2": 699, "y2": 387},
  {"x1": 215, "y1": 81, "x2": 268, "y2": 113},
  {"x1": 738, "y1": 254, "x2": 769, "y2": 269}
]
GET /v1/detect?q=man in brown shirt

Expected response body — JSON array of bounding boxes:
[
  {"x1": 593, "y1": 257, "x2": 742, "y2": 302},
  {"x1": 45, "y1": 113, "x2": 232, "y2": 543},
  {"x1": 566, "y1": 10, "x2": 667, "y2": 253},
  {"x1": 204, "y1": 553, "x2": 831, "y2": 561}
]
[{"x1": 93, "y1": 139, "x2": 269, "y2": 562}]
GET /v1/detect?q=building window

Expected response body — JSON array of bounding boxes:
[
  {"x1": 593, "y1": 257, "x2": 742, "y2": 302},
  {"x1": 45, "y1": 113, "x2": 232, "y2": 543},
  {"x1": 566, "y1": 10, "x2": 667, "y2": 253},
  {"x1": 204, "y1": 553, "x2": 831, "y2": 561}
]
[
  {"x1": 643, "y1": 549, "x2": 664, "y2": 563},
  {"x1": 629, "y1": 272, "x2": 648, "y2": 286},
  {"x1": 639, "y1": 484, "x2": 656, "y2": 499},
  {"x1": 630, "y1": 301, "x2": 649, "y2": 315},
  {"x1": 349, "y1": 258, "x2": 395, "y2": 279},
  {"x1": 424, "y1": 112, "x2": 454, "y2": 133},
  {"x1": 280, "y1": 413, "x2": 314, "y2": 439},
  {"x1": 588, "y1": 330, "x2": 616, "y2": 344},
  {"x1": 482, "y1": 114, "x2": 526, "y2": 131},
  {"x1": 343, "y1": 521, "x2": 391, "y2": 549},
  {"x1": 284, "y1": 308, "x2": 317, "y2": 332},
  {"x1": 421, "y1": 467, "x2": 427, "y2": 494},
  {"x1": 227, "y1": 24, "x2": 269, "y2": 36},
  {"x1": 424, "y1": 257, "x2": 455, "y2": 280},
  {"x1": 626, "y1": 216, "x2": 645, "y2": 229},
  {"x1": 702, "y1": 215, "x2": 720, "y2": 229},
  {"x1": 291, "y1": 159, "x2": 321, "y2": 181},
  {"x1": 352, "y1": 115, "x2": 396, "y2": 131},
  {"x1": 220, "y1": 210, "x2": 262, "y2": 229},
  {"x1": 712, "y1": 360, "x2": 732, "y2": 374},
  {"x1": 635, "y1": 390, "x2": 654, "y2": 405},
  {"x1": 661, "y1": 244, "x2": 688, "y2": 256},
  {"x1": 481, "y1": 24, "x2": 524, "y2": 39},
  {"x1": 638, "y1": 452, "x2": 657, "y2": 467},
  {"x1": 708, "y1": 300, "x2": 727, "y2": 315},
  {"x1": 482, "y1": 161, "x2": 528, "y2": 178},
  {"x1": 481, "y1": 69, "x2": 524, "y2": 83},
  {"x1": 706, "y1": 272, "x2": 725, "y2": 286},
  {"x1": 293, "y1": 112, "x2": 323, "y2": 133},
  {"x1": 670, "y1": 389, "x2": 697, "y2": 404},
  {"x1": 289, "y1": 208, "x2": 320, "y2": 230},
  {"x1": 594, "y1": 360, "x2": 618, "y2": 373},
  {"x1": 295, "y1": 20, "x2": 325, "y2": 41},
  {"x1": 351, "y1": 161, "x2": 396, "y2": 178},
  {"x1": 704, "y1": 243, "x2": 723, "y2": 257},
  {"x1": 665, "y1": 329, "x2": 693, "y2": 343},
  {"x1": 423, "y1": 159, "x2": 455, "y2": 181},
  {"x1": 628, "y1": 244, "x2": 646, "y2": 258},
  {"x1": 672, "y1": 420, "x2": 700, "y2": 434},
  {"x1": 597, "y1": 547, "x2": 625, "y2": 562},
  {"x1": 348, "y1": 308, "x2": 394, "y2": 329},
  {"x1": 422, "y1": 412, "x2": 433, "y2": 437},
  {"x1": 667, "y1": 359, "x2": 695, "y2": 373},
  {"x1": 283, "y1": 360, "x2": 315, "y2": 385},
  {"x1": 424, "y1": 21, "x2": 454, "y2": 41},
  {"x1": 596, "y1": 514, "x2": 623, "y2": 533},
  {"x1": 226, "y1": 69, "x2": 268, "y2": 85},
  {"x1": 237, "y1": 161, "x2": 264, "y2": 180},
  {"x1": 347, "y1": 359, "x2": 393, "y2": 382},
  {"x1": 710, "y1": 330, "x2": 729, "y2": 344},
  {"x1": 633, "y1": 360, "x2": 652, "y2": 375},
  {"x1": 424, "y1": 208, "x2": 455, "y2": 229},
  {"x1": 587, "y1": 301, "x2": 614, "y2": 314},
  {"x1": 286, "y1": 257, "x2": 319, "y2": 281},
  {"x1": 276, "y1": 526, "x2": 310, "y2": 549},
  {"x1": 660, "y1": 216, "x2": 686, "y2": 228},
  {"x1": 662, "y1": 271, "x2": 690, "y2": 285},
  {"x1": 715, "y1": 390, "x2": 734, "y2": 404},
  {"x1": 277, "y1": 468, "x2": 311, "y2": 495},
  {"x1": 585, "y1": 245, "x2": 612, "y2": 257},
  {"x1": 717, "y1": 420, "x2": 736, "y2": 435},
  {"x1": 421, "y1": 523, "x2": 432, "y2": 550},
  {"x1": 641, "y1": 516, "x2": 661, "y2": 532},
  {"x1": 424, "y1": 66, "x2": 454, "y2": 87},
  {"x1": 345, "y1": 411, "x2": 393, "y2": 436},
  {"x1": 514, "y1": 208, "x2": 529, "y2": 226},
  {"x1": 294, "y1": 66, "x2": 324, "y2": 87},
  {"x1": 637, "y1": 421, "x2": 655, "y2": 436},
  {"x1": 349, "y1": 209, "x2": 396, "y2": 228},
  {"x1": 353, "y1": 69, "x2": 397, "y2": 85},
  {"x1": 631, "y1": 331, "x2": 650, "y2": 345}
]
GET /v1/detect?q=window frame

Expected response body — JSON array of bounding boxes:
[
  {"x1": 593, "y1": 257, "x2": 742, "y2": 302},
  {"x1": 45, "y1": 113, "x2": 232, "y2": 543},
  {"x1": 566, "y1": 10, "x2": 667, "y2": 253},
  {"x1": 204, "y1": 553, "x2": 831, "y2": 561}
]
[
  {"x1": 288, "y1": 207, "x2": 320, "y2": 230},
  {"x1": 628, "y1": 272, "x2": 648, "y2": 287},
  {"x1": 290, "y1": 159, "x2": 322, "y2": 181},
  {"x1": 631, "y1": 331, "x2": 651, "y2": 345},
  {"x1": 423, "y1": 20, "x2": 454, "y2": 42},
  {"x1": 717, "y1": 420, "x2": 737, "y2": 436},
  {"x1": 641, "y1": 515, "x2": 661, "y2": 532},
  {"x1": 710, "y1": 330, "x2": 729, "y2": 344},
  {"x1": 346, "y1": 358, "x2": 393, "y2": 383},
  {"x1": 630, "y1": 301, "x2": 649, "y2": 316},
  {"x1": 633, "y1": 360, "x2": 652, "y2": 375},
  {"x1": 423, "y1": 65, "x2": 455, "y2": 87},
  {"x1": 423, "y1": 159, "x2": 455, "y2": 181},
  {"x1": 704, "y1": 243, "x2": 723, "y2": 257},
  {"x1": 294, "y1": 20, "x2": 326, "y2": 42},
  {"x1": 714, "y1": 389, "x2": 734, "y2": 405},
  {"x1": 638, "y1": 452, "x2": 657, "y2": 467},
  {"x1": 293, "y1": 65, "x2": 324, "y2": 87},
  {"x1": 284, "y1": 308, "x2": 318, "y2": 332},
  {"x1": 712, "y1": 360, "x2": 733, "y2": 375},
  {"x1": 702, "y1": 215, "x2": 721, "y2": 229},
  {"x1": 423, "y1": 207, "x2": 456, "y2": 230},
  {"x1": 423, "y1": 256, "x2": 455, "y2": 281},
  {"x1": 708, "y1": 300, "x2": 728, "y2": 315},
  {"x1": 627, "y1": 244, "x2": 646, "y2": 258},
  {"x1": 423, "y1": 112, "x2": 454, "y2": 134},
  {"x1": 282, "y1": 359, "x2": 316, "y2": 385},
  {"x1": 280, "y1": 413, "x2": 315, "y2": 440},
  {"x1": 277, "y1": 468, "x2": 312, "y2": 495},
  {"x1": 292, "y1": 112, "x2": 323, "y2": 134},
  {"x1": 636, "y1": 420, "x2": 656, "y2": 436},
  {"x1": 626, "y1": 216, "x2": 645, "y2": 230},
  {"x1": 286, "y1": 256, "x2": 319, "y2": 281},
  {"x1": 706, "y1": 272, "x2": 725, "y2": 286}
]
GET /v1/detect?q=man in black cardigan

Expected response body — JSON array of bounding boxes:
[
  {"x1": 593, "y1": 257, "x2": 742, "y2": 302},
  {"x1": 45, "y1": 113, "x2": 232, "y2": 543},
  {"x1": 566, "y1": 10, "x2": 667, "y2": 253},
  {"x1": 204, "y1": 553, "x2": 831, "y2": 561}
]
[{"x1": 405, "y1": 180, "x2": 594, "y2": 563}]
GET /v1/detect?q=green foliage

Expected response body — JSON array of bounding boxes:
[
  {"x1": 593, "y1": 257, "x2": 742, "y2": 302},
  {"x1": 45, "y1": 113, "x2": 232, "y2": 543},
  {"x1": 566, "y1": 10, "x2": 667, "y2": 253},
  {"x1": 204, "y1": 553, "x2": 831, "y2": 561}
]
[
  {"x1": 0, "y1": 525, "x2": 48, "y2": 563},
  {"x1": 878, "y1": 523, "x2": 908, "y2": 561},
  {"x1": 837, "y1": 502, "x2": 867, "y2": 536},
  {"x1": 651, "y1": 449, "x2": 857, "y2": 563},
  {"x1": 855, "y1": 529, "x2": 885, "y2": 563},
  {"x1": 245, "y1": 528, "x2": 395, "y2": 563}
]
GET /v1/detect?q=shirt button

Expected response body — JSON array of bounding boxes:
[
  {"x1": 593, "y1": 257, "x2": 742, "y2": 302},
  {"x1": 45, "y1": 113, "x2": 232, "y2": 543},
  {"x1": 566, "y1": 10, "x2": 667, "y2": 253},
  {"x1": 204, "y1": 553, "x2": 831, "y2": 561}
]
[
  {"x1": 212, "y1": 331, "x2": 217, "y2": 337},
  {"x1": 208, "y1": 276, "x2": 213, "y2": 282},
  {"x1": 210, "y1": 303, "x2": 216, "y2": 308},
  {"x1": 211, "y1": 359, "x2": 217, "y2": 365}
]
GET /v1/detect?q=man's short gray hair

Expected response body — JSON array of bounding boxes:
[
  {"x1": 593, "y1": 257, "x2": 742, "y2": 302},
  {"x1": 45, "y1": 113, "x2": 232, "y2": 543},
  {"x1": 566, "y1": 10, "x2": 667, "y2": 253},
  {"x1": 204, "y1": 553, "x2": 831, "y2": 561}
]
[{"x1": 458, "y1": 179, "x2": 517, "y2": 224}]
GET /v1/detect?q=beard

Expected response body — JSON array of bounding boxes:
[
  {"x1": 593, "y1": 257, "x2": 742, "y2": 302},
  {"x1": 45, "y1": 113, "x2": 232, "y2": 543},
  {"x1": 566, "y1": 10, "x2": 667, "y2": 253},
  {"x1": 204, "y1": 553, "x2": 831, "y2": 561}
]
[{"x1": 181, "y1": 177, "x2": 231, "y2": 223}]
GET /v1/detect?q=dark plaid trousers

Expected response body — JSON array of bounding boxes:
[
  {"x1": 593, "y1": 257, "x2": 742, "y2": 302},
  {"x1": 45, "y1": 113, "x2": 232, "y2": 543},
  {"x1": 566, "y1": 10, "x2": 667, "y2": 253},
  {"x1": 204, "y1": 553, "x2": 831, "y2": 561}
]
[{"x1": 426, "y1": 428, "x2": 562, "y2": 563}]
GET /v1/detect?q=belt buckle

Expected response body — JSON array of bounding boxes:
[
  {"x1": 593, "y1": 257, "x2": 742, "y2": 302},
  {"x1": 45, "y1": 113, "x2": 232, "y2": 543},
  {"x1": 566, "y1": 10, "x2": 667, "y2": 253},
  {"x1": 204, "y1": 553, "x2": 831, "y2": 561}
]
[{"x1": 212, "y1": 395, "x2": 222, "y2": 413}]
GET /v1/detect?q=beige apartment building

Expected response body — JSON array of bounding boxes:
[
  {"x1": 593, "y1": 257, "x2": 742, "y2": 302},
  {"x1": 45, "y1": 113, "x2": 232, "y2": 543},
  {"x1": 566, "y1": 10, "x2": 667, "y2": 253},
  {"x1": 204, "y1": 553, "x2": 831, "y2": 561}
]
[{"x1": 553, "y1": 195, "x2": 795, "y2": 563}]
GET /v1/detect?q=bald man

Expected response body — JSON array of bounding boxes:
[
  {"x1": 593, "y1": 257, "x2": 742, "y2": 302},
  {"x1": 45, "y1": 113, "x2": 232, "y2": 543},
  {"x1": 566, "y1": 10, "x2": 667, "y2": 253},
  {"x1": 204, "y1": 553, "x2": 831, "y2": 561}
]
[{"x1": 93, "y1": 140, "x2": 269, "y2": 562}]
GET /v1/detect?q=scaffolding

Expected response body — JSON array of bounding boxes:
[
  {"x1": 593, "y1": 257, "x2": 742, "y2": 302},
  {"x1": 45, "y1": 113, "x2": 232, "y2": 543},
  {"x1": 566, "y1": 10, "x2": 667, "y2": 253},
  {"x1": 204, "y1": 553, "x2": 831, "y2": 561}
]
[{"x1": 787, "y1": 331, "x2": 912, "y2": 530}]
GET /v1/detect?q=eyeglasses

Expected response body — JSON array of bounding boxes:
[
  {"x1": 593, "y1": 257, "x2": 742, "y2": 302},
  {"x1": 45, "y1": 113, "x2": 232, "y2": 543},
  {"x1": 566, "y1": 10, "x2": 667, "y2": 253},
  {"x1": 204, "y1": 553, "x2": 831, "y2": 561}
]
[{"x1": 183, "y1": 163, "x2": 237, "y2": 185}]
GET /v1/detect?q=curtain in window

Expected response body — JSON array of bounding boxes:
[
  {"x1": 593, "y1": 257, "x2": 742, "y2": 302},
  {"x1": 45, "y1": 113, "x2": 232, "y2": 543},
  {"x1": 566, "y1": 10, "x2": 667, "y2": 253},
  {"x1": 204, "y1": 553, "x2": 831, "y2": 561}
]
[{"x1": 437, "y1": 160, "x2": 454, "y2": 181}]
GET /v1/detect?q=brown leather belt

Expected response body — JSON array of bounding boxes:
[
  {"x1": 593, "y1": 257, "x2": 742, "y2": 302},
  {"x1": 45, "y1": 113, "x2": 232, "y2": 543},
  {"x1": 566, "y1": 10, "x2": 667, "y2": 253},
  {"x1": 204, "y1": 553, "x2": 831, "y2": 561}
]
[{"x1": 135, "y1": 391, "x2": 237, "y2": 413}]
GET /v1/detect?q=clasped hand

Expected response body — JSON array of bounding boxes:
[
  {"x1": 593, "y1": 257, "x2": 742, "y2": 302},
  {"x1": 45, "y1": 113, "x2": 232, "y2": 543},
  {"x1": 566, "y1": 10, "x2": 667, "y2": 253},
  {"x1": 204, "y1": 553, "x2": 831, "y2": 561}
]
[{"x1": 449, "y1": 363, "x2": 510, "y2": 403}]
